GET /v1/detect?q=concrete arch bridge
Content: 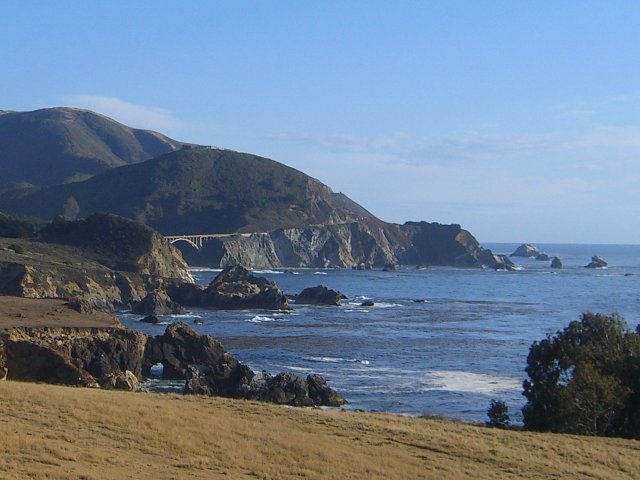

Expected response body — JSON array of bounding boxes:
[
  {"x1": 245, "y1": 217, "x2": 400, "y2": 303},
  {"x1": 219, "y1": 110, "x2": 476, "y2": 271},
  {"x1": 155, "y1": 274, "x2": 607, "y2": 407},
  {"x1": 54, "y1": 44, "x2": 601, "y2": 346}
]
[{"x1": 164, "y1": 233, "x2": 254, "y2": 250}]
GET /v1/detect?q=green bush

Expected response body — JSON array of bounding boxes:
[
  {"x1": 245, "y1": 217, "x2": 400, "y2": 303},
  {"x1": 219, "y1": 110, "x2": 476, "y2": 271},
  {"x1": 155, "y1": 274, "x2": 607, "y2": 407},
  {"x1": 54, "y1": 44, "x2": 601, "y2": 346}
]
[
  {"x1": 486, "y1": 399, "x2": 510, "y2": 428},
  {"x1": 522, "y1": 312, "x2": 640, "y2": 438}
]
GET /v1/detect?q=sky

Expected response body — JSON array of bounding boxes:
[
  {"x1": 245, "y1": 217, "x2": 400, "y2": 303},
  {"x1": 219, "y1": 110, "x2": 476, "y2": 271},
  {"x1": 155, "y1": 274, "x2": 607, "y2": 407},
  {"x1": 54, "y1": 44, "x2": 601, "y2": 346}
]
[{"x1": 2, "y1": 1, "x2": 639, "y2": 244}]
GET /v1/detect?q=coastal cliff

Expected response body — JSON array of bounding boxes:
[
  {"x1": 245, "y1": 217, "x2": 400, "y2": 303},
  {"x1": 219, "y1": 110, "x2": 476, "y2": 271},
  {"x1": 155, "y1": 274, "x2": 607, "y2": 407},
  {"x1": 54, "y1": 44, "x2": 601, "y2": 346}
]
[
  {"x1": 0, "y1": 213, "x2": 192, "y2": 311},
  {"x1": 182, "y1": 221, "x2": 504, "y2": 269}
]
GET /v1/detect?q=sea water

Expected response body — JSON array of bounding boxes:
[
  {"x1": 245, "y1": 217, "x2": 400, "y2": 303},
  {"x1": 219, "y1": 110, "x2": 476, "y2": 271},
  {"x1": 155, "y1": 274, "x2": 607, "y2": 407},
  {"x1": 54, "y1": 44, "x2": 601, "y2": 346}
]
[{"x1": 120, "y1": 243, "x2": 640, "y2": 423}]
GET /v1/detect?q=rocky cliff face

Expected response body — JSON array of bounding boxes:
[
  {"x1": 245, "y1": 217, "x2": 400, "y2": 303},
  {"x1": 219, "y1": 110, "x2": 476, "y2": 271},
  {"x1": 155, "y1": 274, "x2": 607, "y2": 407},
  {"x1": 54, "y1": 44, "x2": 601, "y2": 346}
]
[
  {"x1": 182, "y1": 220, "x2": 504, "y2": 269},
  {"x1": 0, "y1": 214, "x2": 193, "y2": 311}
]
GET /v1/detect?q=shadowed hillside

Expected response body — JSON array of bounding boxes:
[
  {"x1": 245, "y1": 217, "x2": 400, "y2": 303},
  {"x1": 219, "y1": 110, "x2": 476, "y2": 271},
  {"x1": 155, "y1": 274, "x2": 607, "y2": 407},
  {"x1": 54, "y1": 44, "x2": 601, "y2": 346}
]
[
  {"x1": 0, "y1": 107, "x2": 183, "y2": 187},
  {"x1": 0, "y1": 147, "x2": 368, "y2": 234}
]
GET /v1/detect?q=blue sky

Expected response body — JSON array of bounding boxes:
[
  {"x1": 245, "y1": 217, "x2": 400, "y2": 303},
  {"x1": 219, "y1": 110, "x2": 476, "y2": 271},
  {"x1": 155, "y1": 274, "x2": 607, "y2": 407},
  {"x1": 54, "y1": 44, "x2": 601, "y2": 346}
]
[{"x1": 2, "y1": 1, "x2": 639, "y2": 243}]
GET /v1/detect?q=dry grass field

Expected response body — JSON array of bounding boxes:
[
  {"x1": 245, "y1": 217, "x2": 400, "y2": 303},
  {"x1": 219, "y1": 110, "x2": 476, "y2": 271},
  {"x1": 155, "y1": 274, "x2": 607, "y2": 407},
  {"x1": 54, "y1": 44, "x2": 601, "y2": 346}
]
[{"x1": 1, "y1": 381, "x2": 639, "y2": 480}]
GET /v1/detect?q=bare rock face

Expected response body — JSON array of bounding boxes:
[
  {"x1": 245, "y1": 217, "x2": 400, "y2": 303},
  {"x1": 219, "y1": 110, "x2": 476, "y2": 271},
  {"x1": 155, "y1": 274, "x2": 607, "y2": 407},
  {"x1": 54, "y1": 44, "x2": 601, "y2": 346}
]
[
  {"x1": 4, "y1": 339, "x2": 100, "y2": 387},
  {"x1": 185, "y1": 221, "x2": 493, "y2": 270},
  {"x1": 293, "y1": 285, "x2": 344, "y2": 306},
  {"x1": 0, "y1": 214, "x2": 194, "y2": 311},
  {"x1": 2, "y1": 327, "x2": 147, "y2": 389}
]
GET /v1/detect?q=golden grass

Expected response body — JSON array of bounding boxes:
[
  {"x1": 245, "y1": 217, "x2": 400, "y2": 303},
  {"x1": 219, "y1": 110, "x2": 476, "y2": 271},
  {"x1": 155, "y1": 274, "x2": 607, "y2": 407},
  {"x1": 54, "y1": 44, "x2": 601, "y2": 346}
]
[
  {"x1": 1, "y1": 381, "x2": 639, "y2": 479},
  {"x1": 0, "y1": 296, "x2": 120, "y2": 330}
]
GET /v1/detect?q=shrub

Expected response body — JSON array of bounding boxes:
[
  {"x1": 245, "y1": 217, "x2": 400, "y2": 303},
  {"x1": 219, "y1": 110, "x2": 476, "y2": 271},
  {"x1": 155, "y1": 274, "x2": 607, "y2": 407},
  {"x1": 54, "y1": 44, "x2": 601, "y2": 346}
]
[
  {"x1": 522, "y1": 312, "x2": 640, "y2": 437},
  {"x1": 486, "y1": 399, "x2": 510, "y2": 428}
]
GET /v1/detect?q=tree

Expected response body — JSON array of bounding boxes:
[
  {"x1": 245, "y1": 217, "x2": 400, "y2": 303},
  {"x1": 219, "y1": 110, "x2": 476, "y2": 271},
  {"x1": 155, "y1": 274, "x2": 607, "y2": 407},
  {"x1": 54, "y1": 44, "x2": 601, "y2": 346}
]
[
  {"x1": 522, "y1": 312, "x2": 640, "y2": 437},
  {"x1": 487, "y1": 399, "x2": 510, "y2": 428}
]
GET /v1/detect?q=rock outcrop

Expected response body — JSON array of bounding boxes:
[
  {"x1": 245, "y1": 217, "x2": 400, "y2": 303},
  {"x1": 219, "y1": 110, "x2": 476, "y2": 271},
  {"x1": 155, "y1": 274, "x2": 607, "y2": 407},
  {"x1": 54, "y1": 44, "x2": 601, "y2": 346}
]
[
  {"x1": 551, "y1": 256, "x2": 563, "y2": 269},
  {"x1": 145, "y1": 322, "x2": 345, "y2": 406},
  {"x1": 132, "y1": 288, "x2": 186, "y2": 316},
  {"x1": 293, "y1": 285, "x2": 345, "y2": 306},
  {"x1": 168, "y1": 266, "x2": 289, "y2": 310},
  {"x1": 2, "y1": 326, "x2": 147, "y2": 389},
  {"x1": 0, "y1": 214, "x2": 193, "y2": 311},
  {"x1": 585, "y1": 256, "x2": 608, "y2": 269},
  {"x1": 536, "y1": 253, "x2": 550, "y2": 261},
  {"x1": 1, "y1": 321, "x2": 346, "y2": 406},
  {"x1": 510, "y1": 244, "x2": 540, "y2": 258}
]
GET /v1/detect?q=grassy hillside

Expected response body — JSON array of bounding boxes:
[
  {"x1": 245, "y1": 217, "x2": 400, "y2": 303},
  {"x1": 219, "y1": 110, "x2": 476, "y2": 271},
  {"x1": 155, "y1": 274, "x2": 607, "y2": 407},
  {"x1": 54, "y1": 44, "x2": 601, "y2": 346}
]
[
  {"x1": 0, "y1": 147, "x2": 367, "y2": 234},
  {"x1": 1, "y1": 381, "x2": 638, "y2": 479},
  {"x1": 0, "y1": 107, "x2": 183, "y2": 187}
]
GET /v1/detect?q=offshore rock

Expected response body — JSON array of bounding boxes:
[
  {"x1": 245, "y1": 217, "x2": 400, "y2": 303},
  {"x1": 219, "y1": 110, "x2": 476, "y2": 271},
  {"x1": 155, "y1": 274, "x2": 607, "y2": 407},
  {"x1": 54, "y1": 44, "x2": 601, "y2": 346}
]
[
  {"x1": 510, "y1": 244, "x2": 540, "y2": 258},
  {"x1": 585, "y1": 255, "x2": 608, "y2": 269},
  {"x1": 536, "y1": 253, "x2": 550, "y2": 261},
  {"x1": 168, "y1": 266, "x2": 289, "y2": 310},
  {"x1": 551, "y1": 256, "x2": 563, "y2": 269},
  {"x1": 132, "y1": 288, "x2": 186, "y2": 316},
  {"x1": 294, "y1": 285, "x2": 344, "y2": 306}
]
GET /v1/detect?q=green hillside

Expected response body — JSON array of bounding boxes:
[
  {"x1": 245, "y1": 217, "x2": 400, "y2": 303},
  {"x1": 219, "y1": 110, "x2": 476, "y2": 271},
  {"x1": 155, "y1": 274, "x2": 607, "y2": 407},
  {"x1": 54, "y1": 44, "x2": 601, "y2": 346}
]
[{"x1": 0, "y1": 147, "x2": 366, "y2": 234}]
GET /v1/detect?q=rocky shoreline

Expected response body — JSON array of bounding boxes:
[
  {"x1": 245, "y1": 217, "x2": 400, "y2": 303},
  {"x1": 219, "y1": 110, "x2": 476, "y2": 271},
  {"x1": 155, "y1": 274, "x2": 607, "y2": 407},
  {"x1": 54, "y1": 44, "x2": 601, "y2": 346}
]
[{"x1": 0, "y1": 319, "x2": 345, "y2": 407}]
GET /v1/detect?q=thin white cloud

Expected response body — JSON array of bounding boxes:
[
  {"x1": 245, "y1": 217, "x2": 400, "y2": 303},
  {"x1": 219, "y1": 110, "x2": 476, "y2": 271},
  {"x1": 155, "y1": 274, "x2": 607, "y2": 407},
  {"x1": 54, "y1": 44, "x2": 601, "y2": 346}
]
[
  {"x1": 273, "y1": 124, "x2": 640, "y2": 170},
  {"x1": 62, "y1": 94, "x2": 189, "y2": 132}
]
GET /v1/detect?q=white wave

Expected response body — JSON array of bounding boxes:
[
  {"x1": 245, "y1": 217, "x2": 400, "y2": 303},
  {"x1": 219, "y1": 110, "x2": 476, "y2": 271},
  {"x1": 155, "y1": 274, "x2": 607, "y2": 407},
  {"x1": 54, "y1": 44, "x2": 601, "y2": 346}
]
[
  {"x1": 372, "y1": 302, "x2": 403, "y2": 308},
  {"x1": 313, "y1": 271, "x2": 328, "y2": 275},
  {"x1": 246, "y1": 315, "x2": 289, "y2": 323},
  {"x1": 304, "y1": 356, "x2": 345, "y2": 363},
  {"x1": 252, "y1": 269, "x2": 284, "y2": 274},
  {"x1": 420, "y1": 370, "x2": 521, "y2": 395},
  {"x1": 188, "y1": 267, "x2": 223, "y2": 272}
]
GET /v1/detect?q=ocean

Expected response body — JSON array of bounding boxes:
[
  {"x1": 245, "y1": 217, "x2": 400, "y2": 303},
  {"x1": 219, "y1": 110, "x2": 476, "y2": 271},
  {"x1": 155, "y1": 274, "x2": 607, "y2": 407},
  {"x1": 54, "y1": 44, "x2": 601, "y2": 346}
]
[{"x1": 120, "y1": 243, "x2": 640, "y2": 423}]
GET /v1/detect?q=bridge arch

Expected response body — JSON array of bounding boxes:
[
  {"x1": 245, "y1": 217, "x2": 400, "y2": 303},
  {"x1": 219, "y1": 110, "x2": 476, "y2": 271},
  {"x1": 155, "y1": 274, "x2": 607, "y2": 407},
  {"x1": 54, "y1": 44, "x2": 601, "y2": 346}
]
[{"x1": 167, "y1": 237, "x2": 199, "y2": 250}]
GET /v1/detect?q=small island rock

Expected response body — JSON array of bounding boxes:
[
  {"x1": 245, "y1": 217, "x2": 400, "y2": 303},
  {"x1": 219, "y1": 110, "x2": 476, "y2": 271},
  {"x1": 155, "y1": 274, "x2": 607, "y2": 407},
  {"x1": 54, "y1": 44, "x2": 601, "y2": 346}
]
[
  {"x1": 294, "y1": 285, "x2": 345, "y2": 306},
  {"x1": 550, "y1": 256, "x2": 563, "y2": 269},
  {"x1": 510, "y1": 244, "x2": 540, "y2": 258},
  {"x1": 585, "y1": 256, "x2": 608, "y2": 269},
  {"x1": 536, "y1": 253, "x2": 550, "y2": 261}
]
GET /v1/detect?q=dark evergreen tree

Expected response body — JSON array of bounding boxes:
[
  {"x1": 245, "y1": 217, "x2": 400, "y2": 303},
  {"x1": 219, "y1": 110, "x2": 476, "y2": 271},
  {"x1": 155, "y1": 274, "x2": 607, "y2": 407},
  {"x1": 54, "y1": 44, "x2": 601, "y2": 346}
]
[{"x1": 522, "y1": 313, "x2": 640, "y2": 437}]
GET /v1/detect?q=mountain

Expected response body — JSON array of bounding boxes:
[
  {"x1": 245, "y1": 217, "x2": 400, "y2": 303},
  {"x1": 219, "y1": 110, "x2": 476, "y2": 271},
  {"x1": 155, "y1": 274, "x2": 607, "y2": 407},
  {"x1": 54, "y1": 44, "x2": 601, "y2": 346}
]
[
  {"x1": 0, "y1": 106, "x2": 506, "y2": 269},
  {"x1": 0, "y1": 107, "x2": 183, "y2": 187},
  {"x1": 0, "y1": 147, "x2": 370, "y2": 234}
]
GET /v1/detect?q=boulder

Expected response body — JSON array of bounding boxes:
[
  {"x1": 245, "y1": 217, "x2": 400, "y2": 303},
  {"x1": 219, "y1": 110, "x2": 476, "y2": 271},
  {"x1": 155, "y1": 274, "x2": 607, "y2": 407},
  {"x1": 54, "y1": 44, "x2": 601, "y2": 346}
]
[
  {"x1": 140, "y1": 315, "x2": 162, "y2": 324},
  {"x1": 416, "y1": 264, "x2": 429, "y2": 270},
  {"x1": 551, "y1": 256, "x2": 563, "y2": 269},
  {"x1": 382, "y1": 263, "x2": 397, "y2": 272},
  {"x1": 510, "y1": 244, "x2": 540, "y2": 258},
  {"x1": 536, "y1": 253, "x2": 550, "y2": 261},
  {"x1": 585, "y1": 256, "x2": 608, "y2": 269},
  {"x1": 294, "y1": 285, "x2": 344, "y2": 306},
  {"x1": 361, "y1": 300, "x2": 375, "y2": 307},
  {"x1": 102, "y1": 370, "x2": 139, "y2": 391},
  {"x1": 132, "y1": 288, "x2": 186, "y2": 316}
]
